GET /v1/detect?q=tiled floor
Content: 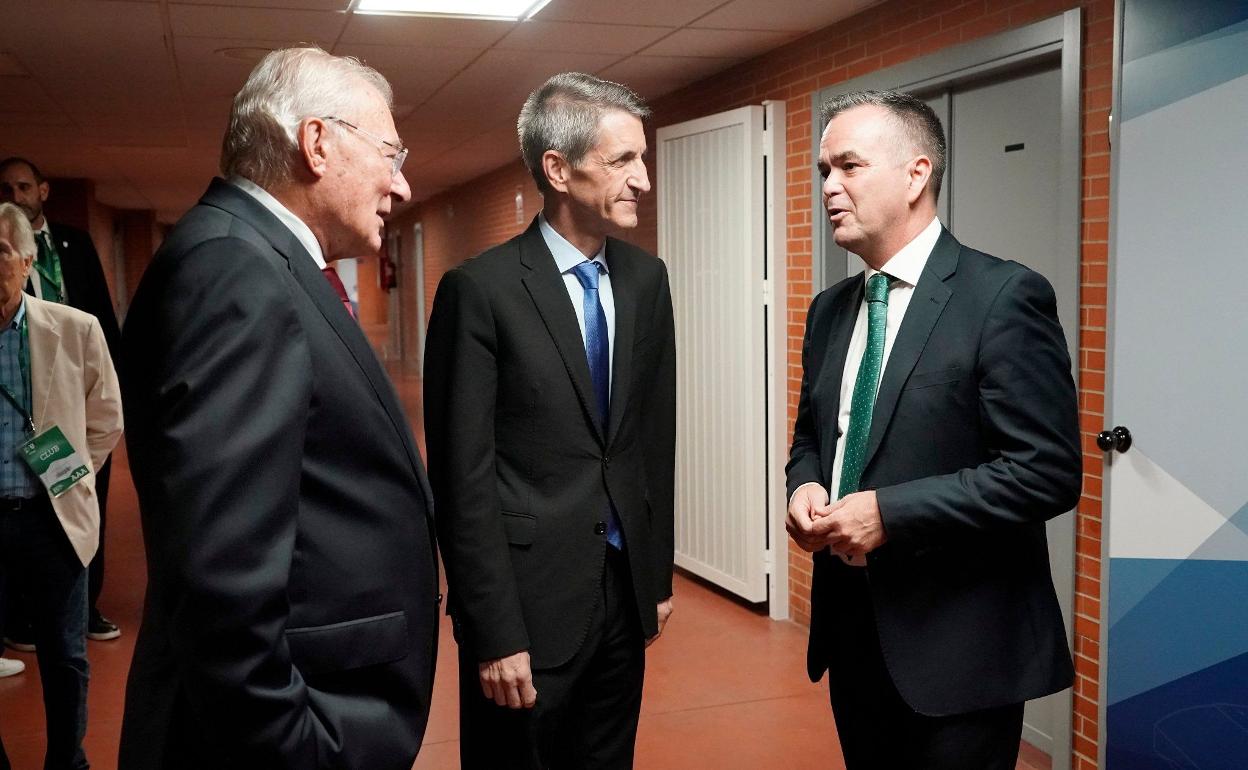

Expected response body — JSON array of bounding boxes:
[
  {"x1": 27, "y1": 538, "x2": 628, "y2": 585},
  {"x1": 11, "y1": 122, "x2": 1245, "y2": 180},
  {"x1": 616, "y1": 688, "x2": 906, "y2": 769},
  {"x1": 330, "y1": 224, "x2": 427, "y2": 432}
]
[{"x1": 0, "y1": 374, "x2": 1050, "y2": 769}]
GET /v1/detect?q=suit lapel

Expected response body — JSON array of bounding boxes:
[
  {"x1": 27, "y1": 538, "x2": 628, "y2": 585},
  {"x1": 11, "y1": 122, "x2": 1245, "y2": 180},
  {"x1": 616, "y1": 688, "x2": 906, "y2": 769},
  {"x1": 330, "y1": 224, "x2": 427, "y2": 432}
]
[
  {"x1": 819, "y1": 279, "x2": 863, "y2": 484},
  {"x1": 605, "y1": 239, "x2": 635, "y2": 447},
  {"x1": 25, "y1": 298, "x2": 60, "y2": 431},
  {"x1": 517, "y1": 220, "x2": 606, "y2": 446},
  {"x1": 862, "y1": 228, "x2": 959, "y2": 471},
  {"x1": 202, "y1": 179, "x2": 435, "y2": 514}
]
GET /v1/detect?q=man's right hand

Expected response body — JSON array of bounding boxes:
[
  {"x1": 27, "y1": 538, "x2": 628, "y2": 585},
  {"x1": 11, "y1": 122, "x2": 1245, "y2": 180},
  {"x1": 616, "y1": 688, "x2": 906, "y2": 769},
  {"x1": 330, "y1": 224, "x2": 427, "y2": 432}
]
[
  {"x1": 479, "y1": 650, "x2": 537, "y2": 709},
  {"x1": 786, "y1": 483, "x2": 832, "y2": 552}
]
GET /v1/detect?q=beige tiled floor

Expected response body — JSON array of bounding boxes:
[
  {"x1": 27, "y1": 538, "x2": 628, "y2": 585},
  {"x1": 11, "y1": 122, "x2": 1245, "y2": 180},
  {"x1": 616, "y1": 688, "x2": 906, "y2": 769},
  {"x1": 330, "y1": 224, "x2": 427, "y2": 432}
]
[{"x1": 0, "y1": 374, "x2": 1049, "y2": 769}]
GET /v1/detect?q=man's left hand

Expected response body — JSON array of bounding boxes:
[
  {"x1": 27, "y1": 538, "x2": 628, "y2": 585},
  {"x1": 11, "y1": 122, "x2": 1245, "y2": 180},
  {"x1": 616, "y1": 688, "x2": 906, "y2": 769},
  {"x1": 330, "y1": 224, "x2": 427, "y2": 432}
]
[
  {"x1": 646, "y1": 598, "x2": 674, "y2": 647},
  {"x1": 812, "y1": 490, "x2": 887, "y2": 558}
]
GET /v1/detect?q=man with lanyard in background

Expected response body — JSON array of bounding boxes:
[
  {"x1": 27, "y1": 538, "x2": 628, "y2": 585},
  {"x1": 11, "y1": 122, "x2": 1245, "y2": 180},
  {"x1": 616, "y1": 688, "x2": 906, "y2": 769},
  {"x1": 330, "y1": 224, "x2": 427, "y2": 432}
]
[
  {"x1": 0, "y1": 201, "x2": 123, "y2": 770},
  {"x1": 0, "y1": 157, "x2": 124, "y2": 650}
]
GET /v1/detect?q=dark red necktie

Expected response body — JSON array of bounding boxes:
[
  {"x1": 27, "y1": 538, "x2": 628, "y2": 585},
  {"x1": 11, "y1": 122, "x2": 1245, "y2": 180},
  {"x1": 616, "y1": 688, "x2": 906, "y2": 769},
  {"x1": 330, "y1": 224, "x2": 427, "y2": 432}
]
[{"x1": 322, "y1": 266, "x2": 355, "y2": 320}]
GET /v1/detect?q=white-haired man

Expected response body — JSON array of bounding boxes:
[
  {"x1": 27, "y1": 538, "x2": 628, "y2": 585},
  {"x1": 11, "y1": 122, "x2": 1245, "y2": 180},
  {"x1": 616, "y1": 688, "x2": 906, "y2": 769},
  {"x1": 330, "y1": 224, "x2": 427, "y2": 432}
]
[
  {"x1": 0, "y1": 202, "x2": 122, "y2": 770},
  {"x1": 118, "y1": 47, "x2": 438, "y2": 769}
]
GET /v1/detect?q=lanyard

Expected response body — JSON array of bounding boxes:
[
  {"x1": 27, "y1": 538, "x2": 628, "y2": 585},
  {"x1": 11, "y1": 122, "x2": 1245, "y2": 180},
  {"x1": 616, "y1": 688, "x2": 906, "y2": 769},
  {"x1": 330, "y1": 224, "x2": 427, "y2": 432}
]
[{"x1": 0, "y1": 313, "x2": 34, "y2": 435}]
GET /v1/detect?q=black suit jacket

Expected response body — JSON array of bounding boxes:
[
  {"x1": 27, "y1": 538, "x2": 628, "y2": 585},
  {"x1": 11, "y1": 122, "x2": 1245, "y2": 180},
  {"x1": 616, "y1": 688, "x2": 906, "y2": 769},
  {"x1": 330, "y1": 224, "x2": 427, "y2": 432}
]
[
  {"x1": 31, "y1": 222, "x2": 122, "y2": 365},
  {"x1": 118, "y1": 179, "x2": 439, "y2": 769},
  {"x1": 424, "y1": 218, "x2": 676, "y2": 669},
  {"x1": 786, "y1": 228, "x2": 1080, "y2": 716}
]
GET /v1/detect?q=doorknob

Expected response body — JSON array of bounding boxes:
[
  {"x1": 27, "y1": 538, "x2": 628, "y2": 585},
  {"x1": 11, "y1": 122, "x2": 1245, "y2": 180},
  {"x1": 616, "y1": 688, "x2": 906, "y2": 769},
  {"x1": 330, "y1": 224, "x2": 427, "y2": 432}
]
[{"x1": 1096, "y1": 426, "x2": 1132, "y2": 453}]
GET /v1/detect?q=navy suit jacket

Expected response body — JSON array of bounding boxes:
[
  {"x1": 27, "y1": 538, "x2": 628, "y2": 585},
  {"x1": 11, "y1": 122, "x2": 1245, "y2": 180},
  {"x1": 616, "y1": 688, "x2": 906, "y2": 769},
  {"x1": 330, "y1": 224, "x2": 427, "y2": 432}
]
[
  {"x1": 119, "y1": 179, "x2": 438, "y2": 769},
  {"x1": 424, "y1": 218, "x2": 676, "y2": 669},
  {"x1": 787, "y1": 228, "x2": 1080, "y2": 716}
]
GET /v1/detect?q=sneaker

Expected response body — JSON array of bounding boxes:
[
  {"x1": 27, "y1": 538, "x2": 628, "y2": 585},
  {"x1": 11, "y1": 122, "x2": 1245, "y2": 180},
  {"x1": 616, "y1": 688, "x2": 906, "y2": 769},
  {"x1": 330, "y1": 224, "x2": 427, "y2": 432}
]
[
  {"x1": 0, "y1": 657, "x2": 25, "y2": 677},
  {"x1": 87, "y1": 610, "x2": 121, "y2": 641},
  {"x1": 2, "y1": 634, "x2": 35, "y2": 653}
]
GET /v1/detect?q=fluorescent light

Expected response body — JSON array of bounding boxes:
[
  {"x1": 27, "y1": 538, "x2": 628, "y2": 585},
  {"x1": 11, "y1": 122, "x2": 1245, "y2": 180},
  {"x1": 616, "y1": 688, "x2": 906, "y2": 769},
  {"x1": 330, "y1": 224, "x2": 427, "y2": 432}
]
[{"x1": 353, "y1": 0, "x2": 553, "y2": 20}]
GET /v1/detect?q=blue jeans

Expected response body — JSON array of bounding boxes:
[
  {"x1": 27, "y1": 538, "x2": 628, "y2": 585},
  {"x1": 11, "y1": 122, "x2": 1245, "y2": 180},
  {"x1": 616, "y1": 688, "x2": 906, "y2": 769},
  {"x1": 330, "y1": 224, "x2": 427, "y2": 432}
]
[{"x1": 0, "y1": 493, "x2": 90, "y2": 770}]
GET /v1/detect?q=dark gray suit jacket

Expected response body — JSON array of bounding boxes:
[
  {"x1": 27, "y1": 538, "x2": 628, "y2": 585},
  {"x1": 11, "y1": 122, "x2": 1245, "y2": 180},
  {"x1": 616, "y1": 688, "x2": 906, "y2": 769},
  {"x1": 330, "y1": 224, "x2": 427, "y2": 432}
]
[
  {"x1": 119, "y1": 178, "x2": 438, "y2": 769},
  {"x1": 787, "y1": 228, "x2": 1080, "y2": 716},
  {"x1": 424, "y1": 218, "x2": 676, "y2": 669}
]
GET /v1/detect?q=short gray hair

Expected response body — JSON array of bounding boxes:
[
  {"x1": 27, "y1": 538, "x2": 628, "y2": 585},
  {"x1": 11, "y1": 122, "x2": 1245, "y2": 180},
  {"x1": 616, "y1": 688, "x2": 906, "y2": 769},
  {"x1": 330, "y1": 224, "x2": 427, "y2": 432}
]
[
  {"x1": 518, "y1": 72, "x2": 650, "y2": 194},
  {"x1": 221, "y1": 46, "x2": 394, "y2": 188},
  {"x1": 821, "y1": 89, "x2": 947, "y2": 199},
  {"x1": 0, "y1": 202, "x2": 36, "y2": 259}
]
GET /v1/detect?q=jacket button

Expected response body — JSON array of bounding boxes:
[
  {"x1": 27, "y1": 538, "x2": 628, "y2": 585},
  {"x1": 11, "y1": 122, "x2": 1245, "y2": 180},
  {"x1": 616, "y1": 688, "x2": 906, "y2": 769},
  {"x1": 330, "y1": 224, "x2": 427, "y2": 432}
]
[{"x1": 594, "y1": 522, "x2": 607, "y2": 535}]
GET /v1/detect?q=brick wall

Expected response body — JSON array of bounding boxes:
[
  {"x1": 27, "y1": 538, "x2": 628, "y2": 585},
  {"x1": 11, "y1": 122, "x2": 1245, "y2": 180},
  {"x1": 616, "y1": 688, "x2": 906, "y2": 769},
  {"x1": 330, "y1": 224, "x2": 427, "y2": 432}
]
[{"x1": 398, "y1": 0, "x2": 1113, "y2": 764}]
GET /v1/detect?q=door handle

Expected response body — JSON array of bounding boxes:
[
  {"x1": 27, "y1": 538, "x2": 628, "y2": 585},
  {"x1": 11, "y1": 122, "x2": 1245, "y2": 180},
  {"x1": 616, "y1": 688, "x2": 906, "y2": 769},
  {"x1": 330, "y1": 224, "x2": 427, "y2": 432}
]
[{"x1": 1096, "y1": 425, "x2": 1132, "y2": 454}]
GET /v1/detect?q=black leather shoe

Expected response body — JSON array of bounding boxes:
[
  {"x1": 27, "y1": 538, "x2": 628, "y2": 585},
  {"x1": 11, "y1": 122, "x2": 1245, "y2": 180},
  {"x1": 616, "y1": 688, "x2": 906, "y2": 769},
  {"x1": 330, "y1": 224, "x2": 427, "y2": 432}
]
[{"x1": 87, "y1": 609, "x2": 121, "y2": 641}]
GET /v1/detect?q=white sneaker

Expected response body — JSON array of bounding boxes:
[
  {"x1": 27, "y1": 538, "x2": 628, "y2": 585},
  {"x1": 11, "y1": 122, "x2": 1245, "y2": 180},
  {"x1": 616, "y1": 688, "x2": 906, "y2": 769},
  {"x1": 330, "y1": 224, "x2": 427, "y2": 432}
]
[{"x1": 0, "y1": 657, "x2": 25, "y2": 678}]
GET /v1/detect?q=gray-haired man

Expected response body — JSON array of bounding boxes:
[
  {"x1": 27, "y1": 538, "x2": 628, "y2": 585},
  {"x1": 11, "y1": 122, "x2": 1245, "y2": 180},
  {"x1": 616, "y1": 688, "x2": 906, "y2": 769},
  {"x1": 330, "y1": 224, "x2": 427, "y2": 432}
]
[
  {"x1": 119, "y1": 47, "x2": 438, "y2": 769},
  {"x1": 425, "y1": 72, "x2": 676, "y2": 769}
]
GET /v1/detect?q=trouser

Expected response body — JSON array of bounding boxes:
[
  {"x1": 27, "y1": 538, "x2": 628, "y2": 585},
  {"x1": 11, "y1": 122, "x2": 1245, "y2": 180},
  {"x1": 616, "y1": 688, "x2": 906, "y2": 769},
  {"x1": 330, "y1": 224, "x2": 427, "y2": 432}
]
[
  {"x1": 825, "y1": 567, "x2": 1023, "y2": 770},
  {"x1": 458, "y1": 547, "x2": 646, "y2": 770},
  {"x1": 0, "y1": 493, "x2": 90, "y2": 770},
  {"x1": 5, "y1": 455, "x2": 108, "y2": 637},
  {"x1": 87, "y1": 456, "x2": 110, "y2": 613}
]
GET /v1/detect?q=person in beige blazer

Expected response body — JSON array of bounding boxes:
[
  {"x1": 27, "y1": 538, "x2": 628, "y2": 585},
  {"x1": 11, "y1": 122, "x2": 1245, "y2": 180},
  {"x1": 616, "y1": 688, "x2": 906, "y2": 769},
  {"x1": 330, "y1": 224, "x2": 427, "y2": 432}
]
[{"x1": 0, "y1": 201, "x2": 122, "y2": 770}]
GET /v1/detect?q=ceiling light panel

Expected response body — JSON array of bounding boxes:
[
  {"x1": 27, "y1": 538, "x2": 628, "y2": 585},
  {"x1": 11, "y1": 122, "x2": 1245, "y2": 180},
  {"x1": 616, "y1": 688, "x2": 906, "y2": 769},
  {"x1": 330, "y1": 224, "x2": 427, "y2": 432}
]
[{"x1": 354, "y1": 0, "x2": 552, "y2": 21}]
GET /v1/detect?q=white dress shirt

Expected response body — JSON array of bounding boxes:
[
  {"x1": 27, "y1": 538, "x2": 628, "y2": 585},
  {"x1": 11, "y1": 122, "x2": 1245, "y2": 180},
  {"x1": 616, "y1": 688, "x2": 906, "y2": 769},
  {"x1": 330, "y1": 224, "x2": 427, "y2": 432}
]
[
  {"x1": 538, "y1": 213, "x2": 616, "y2": 389},
  {"x1": 228, "y1": 176, "x2": 327, "y2": 269},
  {"x1": 28, "y1": 222, "x2": 61, "y2": 302}
]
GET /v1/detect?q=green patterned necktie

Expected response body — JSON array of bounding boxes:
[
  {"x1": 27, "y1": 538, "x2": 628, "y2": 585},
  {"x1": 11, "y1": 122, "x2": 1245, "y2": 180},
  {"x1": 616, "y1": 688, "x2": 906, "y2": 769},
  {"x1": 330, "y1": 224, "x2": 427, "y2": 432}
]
[
  {"x1": 35, "y1": 231, "x2": 67, "y2": 304},
  {"x1": 837, "y1": 271, "x2": 890, "y2": 499}
]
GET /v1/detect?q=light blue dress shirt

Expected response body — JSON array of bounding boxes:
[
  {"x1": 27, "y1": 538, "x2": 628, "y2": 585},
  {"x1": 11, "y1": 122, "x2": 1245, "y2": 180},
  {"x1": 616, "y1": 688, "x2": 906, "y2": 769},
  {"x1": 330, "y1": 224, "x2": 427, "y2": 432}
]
[{"x1": 538, "y1": 213, "x2": 616, "y2": 389}]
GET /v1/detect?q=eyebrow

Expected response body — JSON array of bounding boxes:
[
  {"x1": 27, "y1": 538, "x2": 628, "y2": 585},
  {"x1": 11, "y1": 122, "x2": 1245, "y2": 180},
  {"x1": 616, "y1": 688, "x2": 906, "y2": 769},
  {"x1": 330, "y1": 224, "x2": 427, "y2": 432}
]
[{"x1": 828, "y1": 150, "x2": 866, "y2": 164}]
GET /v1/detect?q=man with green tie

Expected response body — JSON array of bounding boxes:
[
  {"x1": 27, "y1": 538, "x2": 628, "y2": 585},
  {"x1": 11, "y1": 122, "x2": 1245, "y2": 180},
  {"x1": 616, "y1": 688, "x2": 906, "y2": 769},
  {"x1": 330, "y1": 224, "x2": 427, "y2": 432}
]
[
  {"x1": 0, "y1": 157, "x2": 123, "y2": 646},
  {"x1": 785, "y1": 90, "x2": 1081, "y2": 769}
]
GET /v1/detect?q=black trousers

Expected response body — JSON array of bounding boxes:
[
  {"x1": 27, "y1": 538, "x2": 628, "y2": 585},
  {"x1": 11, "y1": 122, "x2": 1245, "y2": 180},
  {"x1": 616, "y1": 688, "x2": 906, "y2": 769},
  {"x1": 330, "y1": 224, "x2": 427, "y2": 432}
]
[
  {"x1": 458, "y1": 547, "x2": 645, "y2": 770},
  {"x1": 825, "y1": 567, "x2": 1023, "y2": 770},
  {"x1": 87, "y1": 456, "x2": 110, "y2": 612}
]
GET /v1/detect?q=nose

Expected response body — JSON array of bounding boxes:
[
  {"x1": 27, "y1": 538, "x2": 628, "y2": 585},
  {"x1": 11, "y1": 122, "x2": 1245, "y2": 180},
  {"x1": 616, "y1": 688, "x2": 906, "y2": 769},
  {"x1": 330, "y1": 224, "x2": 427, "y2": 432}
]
[
  {"x1": 630, "y1": 159, "x2": 651, "y2": 195},
  {"x1": 391, "y1": 169, "x2": 412, "y2": 203},
  {"x1": 821, "y1": 173, "x2": 843, "y2": 203}
]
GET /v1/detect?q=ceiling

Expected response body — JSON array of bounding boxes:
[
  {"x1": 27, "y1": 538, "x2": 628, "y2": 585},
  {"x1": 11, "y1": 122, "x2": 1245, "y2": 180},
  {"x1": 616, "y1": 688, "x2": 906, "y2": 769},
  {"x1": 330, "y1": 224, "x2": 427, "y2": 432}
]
[{"x1": 0, "y1": 0, "x2": 881, "y2": 222}]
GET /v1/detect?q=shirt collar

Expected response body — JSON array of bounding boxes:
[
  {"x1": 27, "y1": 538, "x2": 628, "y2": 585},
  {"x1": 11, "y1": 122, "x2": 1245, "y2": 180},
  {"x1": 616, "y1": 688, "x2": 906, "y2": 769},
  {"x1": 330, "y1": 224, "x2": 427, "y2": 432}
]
[
  {"x1": 864, "y1": 216, "x2": 942, "y2": 288},
  {"x1": 538, "y1": 213, "x2": 608, "y2": 275},
  {"x1": 9, "y1": 295, "x2": 26, "y2": 330},
  {"x1": 228, "y1": 176, "x2": 327, "y2": 269},
  {"x1": 35, "y1": 221, "x2": 50, "y2": 239}
]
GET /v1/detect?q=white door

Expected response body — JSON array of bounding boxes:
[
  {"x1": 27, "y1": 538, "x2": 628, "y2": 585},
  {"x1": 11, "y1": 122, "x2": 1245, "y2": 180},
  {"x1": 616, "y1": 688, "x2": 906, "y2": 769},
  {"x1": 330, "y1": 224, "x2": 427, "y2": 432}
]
[
  {"x1": 657, "y1": 103, "x2": 787, "y2": 611},
  {"x1": 1103, "y1": 4, "x2": 1248, "y2": 766}
]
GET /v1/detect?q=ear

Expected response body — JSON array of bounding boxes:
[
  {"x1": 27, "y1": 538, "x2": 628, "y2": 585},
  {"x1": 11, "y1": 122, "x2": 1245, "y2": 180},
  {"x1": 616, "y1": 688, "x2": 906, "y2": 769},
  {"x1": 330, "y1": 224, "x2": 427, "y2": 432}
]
[
  {"x1": 541, "y1": 150, "x2": 572, "y2": 194},
  {"x1": 297, "y1": 117, "x2": 332, "y2": 180},
  {"x1": 20, "y1": 253, "x2": 34, "y2": 278},
  {"x1": 37, "y1": 181, "x2": 49, "y2": 204},
  {"x1": 905, "y1": 155, "x2": 933, "y2": 206}
]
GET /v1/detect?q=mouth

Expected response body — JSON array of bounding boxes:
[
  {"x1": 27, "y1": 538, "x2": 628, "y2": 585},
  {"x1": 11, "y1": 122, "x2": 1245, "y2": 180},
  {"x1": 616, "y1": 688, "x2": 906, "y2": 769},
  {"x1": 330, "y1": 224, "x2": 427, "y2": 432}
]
[{"x1": 827, "y1": 207, "x2": 848, "y2": 223}]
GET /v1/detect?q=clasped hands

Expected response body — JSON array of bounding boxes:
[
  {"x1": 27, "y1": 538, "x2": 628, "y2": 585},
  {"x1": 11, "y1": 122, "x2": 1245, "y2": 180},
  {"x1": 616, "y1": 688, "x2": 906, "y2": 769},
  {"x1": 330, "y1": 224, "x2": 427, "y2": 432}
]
[{"x1": 786, "y1": 484, "x2": 887, "y2": 561}]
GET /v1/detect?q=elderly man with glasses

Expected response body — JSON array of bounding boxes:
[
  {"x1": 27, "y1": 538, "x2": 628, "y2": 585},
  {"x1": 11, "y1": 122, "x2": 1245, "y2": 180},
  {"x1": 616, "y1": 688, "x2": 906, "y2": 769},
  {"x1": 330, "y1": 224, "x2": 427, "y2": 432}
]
[{"x1": 118, "y1": 47, "x2": 438, "y2": 770}]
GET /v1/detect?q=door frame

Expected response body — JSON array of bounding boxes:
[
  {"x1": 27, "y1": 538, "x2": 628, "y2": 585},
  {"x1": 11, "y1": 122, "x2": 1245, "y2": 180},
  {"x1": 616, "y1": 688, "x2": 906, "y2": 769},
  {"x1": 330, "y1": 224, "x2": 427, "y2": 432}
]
[{"x1": 808, "y1": 10, "x2": 1084, "y2": 768}]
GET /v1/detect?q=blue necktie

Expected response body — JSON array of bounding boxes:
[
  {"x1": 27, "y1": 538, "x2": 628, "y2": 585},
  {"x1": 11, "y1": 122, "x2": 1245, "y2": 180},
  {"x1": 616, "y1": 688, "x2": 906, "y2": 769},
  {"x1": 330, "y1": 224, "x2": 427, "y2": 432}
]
[{"x1": 571, "y1": 260, "x2": 623, "y2": 550}]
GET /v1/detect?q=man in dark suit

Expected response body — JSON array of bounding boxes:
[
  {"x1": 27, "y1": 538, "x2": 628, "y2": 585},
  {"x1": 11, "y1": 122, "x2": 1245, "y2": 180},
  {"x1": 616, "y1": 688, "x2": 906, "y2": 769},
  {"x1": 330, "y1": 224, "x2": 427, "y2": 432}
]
[
  {"x1": 0, "y1": 156, "x2": 124, "y2": 643},
  {"x1": 786, "y1": 90, "x2": 1081, "y2": 769},
  {"x1": 118, "y1": 47, "x2": 438, "y2": 769},
  {"x1": 424, "y1": 72, "x2": 676, "y2": 769}
]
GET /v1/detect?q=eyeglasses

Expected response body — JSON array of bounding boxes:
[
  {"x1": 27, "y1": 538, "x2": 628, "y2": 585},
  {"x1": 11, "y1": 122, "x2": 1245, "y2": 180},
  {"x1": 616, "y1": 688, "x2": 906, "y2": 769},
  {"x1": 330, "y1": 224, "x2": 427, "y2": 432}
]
[{"x1": 323, "y1": 116, "x2": 408, "y2": 177}]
